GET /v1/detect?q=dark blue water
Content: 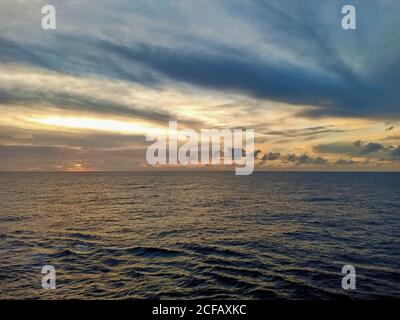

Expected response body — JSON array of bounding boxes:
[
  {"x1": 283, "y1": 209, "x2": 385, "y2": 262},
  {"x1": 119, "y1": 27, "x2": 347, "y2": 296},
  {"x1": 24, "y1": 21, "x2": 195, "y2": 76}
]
[{"x1": 0, "y1": 172, "x2": 399, "y2": 299}]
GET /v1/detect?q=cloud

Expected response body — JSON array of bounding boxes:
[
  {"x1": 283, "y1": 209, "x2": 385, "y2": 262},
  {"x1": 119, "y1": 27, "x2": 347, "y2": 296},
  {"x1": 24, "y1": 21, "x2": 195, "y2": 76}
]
[
  {"x1": 0, "y1": 125, "x2": 148, "y2": 149},
  {"x1": 315, "y1": 140, "x2": 385, "y2": 156},
  {"x1": 92, "y1": 39, "x2": 398, "y2": 119},
  {"x1": 0, "y1": 144, "x2": 66, "y2": 158},
  {"x1": 223, "y1": 147, "x2": 247, "y2": 160},
  {"x1": 0, "y1": 86, "x2": 173, "y2": 124},
  {"x1": 0, "y1": 144, "x2": 146, "y2": 171},
  {"x1": 359, "y1": 142, "x2": 384, "y2": 155},
  {"x1": 312, "y1": 156, "x2": 329, "y2": 165},
  {"x1": 383, "y1": 135, "x2": 400, "y2": 141},
  {"x1": 295, "y1": 154, "x2": 328, "y2": 165},
  {"x1": 314, "y1": 142, "x2": 358, "y2": 155},
  {"x1": 335, "y1": 159, "x2": 357, "y2": 165},
  {"x1": 286, "y1": 153, "x2": 297, "y2": 163},
  {"x1": 282, "y1": 153, "x2": 328, "y2": 165},
  {"x1": 315, "y1": 140, "x2": 400, "y2": 163},
  {"x1": 263, "y1": 126, "x2": 346, "y2": 138},
  {"x1": 253, "y1": 149, "x2": 263, "y2": 159},
  {"x1": 262, "y1": 152, "x2": 281, "y2": 161},
  {"x1": 389, "y1": 147, "x2": 400, "y2": 160},
  {"x1": 0, "y1": 1, "x2": 399, "y2": 119},
  {"x1": 1, "y1": 1, "x2": 400, "y2": 171}
]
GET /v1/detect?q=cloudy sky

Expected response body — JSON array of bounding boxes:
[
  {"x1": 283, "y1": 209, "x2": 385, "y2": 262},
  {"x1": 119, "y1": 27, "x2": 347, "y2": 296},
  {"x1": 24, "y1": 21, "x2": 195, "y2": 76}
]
[{"x1": 0, "y1": 0, "x2": 399, "y2": 171}]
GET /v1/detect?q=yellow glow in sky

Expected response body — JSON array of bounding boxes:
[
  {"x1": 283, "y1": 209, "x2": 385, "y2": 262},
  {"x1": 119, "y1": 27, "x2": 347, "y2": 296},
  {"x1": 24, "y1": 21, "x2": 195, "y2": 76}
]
[{"x1": 28, "y1": 116, "x2": 165, "y2": 136}]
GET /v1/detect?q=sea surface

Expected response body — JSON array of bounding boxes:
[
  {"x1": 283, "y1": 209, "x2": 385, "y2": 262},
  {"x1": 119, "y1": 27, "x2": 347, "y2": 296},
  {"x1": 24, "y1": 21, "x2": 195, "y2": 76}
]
[{"x1": 0, "y1": 172, "x2": 399, "y2": 299}]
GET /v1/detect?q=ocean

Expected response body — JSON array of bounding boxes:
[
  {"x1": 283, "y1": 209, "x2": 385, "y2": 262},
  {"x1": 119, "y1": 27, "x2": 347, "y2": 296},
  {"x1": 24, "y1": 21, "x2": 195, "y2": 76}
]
[{"x1": 0, "y1": 172, "x2": 399, "y2": 299}]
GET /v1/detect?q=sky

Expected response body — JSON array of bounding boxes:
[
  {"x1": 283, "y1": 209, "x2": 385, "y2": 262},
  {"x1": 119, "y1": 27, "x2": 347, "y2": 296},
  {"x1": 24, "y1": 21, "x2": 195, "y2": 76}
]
[{"x1": 0, "y1": 0, "x2": 400, "y2": 171}]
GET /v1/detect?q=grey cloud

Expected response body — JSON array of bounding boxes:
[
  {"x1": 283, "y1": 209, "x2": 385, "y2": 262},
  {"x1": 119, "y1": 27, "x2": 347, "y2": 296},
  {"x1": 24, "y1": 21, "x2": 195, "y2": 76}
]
[
  {"x1": 295, "y1": 154, "x2": 328, "y2": 165},
  {"x1": 360, "y1": 142, "x2": 384, "y2": 155},
  {"x1": 383, "y1": 135, "x2": 400, "y2": 141},
  {"x1": 230, "y1": 148, "x2": 246, "y2": 158},
  {"x1": 286, "y1": 154, "x2": 297, "y2": 163},
  {"x1": 0, "y1": 144, "x2": 65, "y2": 158},
  {"x1": 0, "y1": 0, "x2": 399, "y2": 119},
  {"x1": 282, "y1": 153, "x2": 328, "y2": 165},
  {"x1": 0, "y1": 144, "x2": 146, "y2": 171},
  {"x1": 262, "y1": 152, "x2": 281, "y2": 161},
  {"x1": 296, "y1": 154, "x2": 312, "y2": 164},
  {"x1": 354, "y1": 140, "x2": 363, "y2": 147},
  {"x1": 389, "y1": 147, "x2": 400, "y2": 160},
  {"x1": 335, "y1": 159, "x2": 357, "y2": 165},
  {"x1": 312, "y1": 156, "x2": 329, "y2": 165},
  {"x1": 316, "y1": 140, "x2": 399, "y2": 161},
  {"x1": 0, "y1": 125, "x2": 148, "y2": 149},
  {"x1": 100, "y1": 40, "x2": 388, "y2": 118},
  {"x1": 314, "y1": 142, "x2": 358, "y2": 155},
  {"x1": 315, "y1": 141, "x2": 385, "y2": 156},
  {"x1": 253, "y1": 149, "x2": 263, "y2": 159},
  {"x1": 263, "y1": 126, "x2": 346, "y2": 138},
  {"x1": 0, "y1": 86, "x2": 174, "y2": 125}
]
